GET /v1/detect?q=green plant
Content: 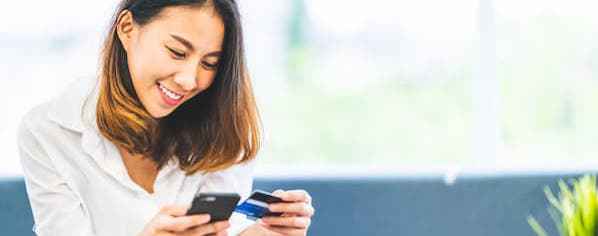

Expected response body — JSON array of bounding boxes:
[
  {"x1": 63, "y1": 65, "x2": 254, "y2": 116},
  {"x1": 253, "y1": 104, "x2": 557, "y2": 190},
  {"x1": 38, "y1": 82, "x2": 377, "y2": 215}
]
[{"x1": 528, "y1": 175, "x2": 598, "y2": 236}]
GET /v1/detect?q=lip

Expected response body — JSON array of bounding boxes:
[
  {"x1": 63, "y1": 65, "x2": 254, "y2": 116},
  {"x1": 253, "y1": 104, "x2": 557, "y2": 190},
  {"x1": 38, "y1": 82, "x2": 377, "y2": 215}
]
[{"x1": 157, "y1": 82, "x2": 184, "y2": 106}]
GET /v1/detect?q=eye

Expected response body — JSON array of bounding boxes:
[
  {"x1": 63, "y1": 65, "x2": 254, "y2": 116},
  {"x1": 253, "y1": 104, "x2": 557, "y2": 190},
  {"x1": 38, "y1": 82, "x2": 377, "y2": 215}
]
[
  {"x1": 166, "y1": 46, "x2": 186, "y2": 60},
  {"x1": 202, "y1": 61, "x2": 219, "y2": 70}
]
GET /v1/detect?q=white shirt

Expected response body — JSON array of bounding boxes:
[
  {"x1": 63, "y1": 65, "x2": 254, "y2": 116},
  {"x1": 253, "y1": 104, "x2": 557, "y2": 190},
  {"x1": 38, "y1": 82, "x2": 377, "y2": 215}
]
[{"x1": 17, "y1": 76, "x2": 256, "y2": 236}]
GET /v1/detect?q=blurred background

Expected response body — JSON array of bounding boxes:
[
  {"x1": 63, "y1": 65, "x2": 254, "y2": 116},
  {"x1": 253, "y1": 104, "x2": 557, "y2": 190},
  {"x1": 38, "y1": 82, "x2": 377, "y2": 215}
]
[{"x1": 2, "y1": 0, "x2": 598, "y2": 177}]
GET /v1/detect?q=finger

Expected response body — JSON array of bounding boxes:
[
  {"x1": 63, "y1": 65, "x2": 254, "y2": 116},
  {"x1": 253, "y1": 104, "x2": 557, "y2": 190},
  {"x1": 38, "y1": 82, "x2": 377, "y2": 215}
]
[
  {"x1": 201, "y1": 233, "x2": 221, "y2": 236},
  {"x1": 260, "y1": 216, "x2": 311, "y2": 229},
  {"x1": 215, "y1": 231, "x2": 229, "y2": 236},
  {"x1": 269, "y1": 202, "x2": 315, "y2": 217},
  {"x1": 159, "y1": 204, "x2": 192, "y2": 217},
  {"x1": 272, "y1": 189, "x2": 285, "y2": 196},
  {"x1": 158, "y1": 214, "x2": 211, "y2": 232},
  {"x1": 155, "y1": 232, "x2": 177, "y2": 236},
  {"x1": 280, "y1": 212, "x2": 296, "y2": 217},
  {"x1": 276, "y1": 189, "x2": 312, "y2": 203},
  {"x1": 180, "y1": 220, "x2": 230, "y2": 236},
  {"x1": 184, "y1": 221, "x2": 229, "y2": 235},
  {"x1": 260, "y1": 223, "x2": 307, "y2": 235}
]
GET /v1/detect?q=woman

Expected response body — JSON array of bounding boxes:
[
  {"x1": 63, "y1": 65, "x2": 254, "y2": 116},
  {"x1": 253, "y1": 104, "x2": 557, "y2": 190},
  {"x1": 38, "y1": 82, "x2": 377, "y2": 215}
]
[{"x1": 17, "y1": 0, "x2": 314, "y2": 235}]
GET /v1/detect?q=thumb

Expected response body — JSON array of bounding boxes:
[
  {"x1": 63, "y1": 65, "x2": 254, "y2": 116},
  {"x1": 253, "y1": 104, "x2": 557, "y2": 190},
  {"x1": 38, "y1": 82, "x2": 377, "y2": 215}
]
[{"x1": 272, "y1": 189, "x2": 285, "y2": 197}]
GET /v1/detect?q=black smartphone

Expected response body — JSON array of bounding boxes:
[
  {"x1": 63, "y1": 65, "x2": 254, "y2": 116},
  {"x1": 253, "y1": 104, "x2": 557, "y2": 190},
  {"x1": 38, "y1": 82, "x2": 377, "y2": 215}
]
[
  {"x1": 186, "y1": 192, "x2": 241, "y2": 222},
  {"x1": 252, "y1": 190, "x2": 284, "y2": 217}
]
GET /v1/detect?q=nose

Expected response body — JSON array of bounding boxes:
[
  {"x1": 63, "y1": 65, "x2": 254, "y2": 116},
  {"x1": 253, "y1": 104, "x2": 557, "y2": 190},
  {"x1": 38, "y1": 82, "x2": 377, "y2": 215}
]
[{"x1": 173, "y1": 64, "x2": 198, "y2": 92}]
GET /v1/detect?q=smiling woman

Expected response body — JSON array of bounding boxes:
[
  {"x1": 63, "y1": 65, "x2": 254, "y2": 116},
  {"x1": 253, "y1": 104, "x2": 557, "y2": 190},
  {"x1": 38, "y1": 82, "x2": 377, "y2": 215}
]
[
  {"x1": 17, "y1": 0, "x2": 314, "y2": 236},
  {"x1": 97, "y1": 0, "x2": 249, "y2": 173}
]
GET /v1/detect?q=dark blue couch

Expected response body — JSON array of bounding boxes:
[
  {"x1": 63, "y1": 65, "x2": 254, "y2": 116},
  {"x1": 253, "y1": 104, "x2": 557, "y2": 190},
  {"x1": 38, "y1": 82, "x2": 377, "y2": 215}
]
[{"x1": 0, "y1": 173, "x2": 590, "y2": 235}]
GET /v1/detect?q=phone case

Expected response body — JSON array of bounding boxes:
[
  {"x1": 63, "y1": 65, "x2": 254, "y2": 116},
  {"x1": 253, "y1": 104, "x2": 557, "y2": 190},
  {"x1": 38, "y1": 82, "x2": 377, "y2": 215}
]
[{"x1": 186, "y1": 192, "x2": 241, "y2": 222}]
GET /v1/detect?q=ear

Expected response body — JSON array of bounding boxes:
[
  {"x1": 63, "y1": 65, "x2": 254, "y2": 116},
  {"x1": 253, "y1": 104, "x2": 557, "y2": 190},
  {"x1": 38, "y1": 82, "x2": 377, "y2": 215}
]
[{"x1": 116, "y1": 10, "x2": 137, "y2": 52}]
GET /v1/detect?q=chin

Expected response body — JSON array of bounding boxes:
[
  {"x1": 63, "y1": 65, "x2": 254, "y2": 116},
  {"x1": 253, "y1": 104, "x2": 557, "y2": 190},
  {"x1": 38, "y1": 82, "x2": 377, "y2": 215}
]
[{"x1": 147, "y1": 107, "x2": 174, "y2": 119}]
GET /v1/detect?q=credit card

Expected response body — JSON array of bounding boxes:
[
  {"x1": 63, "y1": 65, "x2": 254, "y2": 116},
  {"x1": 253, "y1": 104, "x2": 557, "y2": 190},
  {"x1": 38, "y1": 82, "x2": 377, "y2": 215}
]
[{"x1": 234, "y1": 190, "x2": 283, "y2": 220}]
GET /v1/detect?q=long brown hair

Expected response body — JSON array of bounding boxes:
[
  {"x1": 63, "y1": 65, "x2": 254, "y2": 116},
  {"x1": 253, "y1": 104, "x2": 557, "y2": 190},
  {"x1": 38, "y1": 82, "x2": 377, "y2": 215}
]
[{"x1": 96, "y1": 0, "x2": 260, "y2": 175}]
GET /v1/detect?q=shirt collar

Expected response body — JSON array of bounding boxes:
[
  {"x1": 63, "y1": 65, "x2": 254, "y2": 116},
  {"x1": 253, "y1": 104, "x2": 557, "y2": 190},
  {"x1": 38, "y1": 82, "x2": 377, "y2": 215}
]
[
  {"x1": 47, "y1": 76, "x2": 100, "y2": 133},
  {"x1": 46, "y1": 76, "x2": 125, "y2": 185},
  {"x1": 46, "y1": 76, "x2": 184, "y2": 194}
]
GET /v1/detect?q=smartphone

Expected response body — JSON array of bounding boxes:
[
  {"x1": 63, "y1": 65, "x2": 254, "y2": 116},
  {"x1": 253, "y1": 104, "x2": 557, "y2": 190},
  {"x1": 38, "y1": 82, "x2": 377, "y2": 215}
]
[
  {"x1": 234, "y1": 190, "x2": 284, "y2": 220},
  {"x1": 186, "y1": 192, "x2": 241, "y2": 222}
]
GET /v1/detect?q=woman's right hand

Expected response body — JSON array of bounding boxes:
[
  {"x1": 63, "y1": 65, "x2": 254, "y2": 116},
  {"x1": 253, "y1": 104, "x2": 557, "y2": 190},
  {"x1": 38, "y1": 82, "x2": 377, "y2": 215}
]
[{"x1": 138, "y1": 205, "x2": 230, "y2": 236}]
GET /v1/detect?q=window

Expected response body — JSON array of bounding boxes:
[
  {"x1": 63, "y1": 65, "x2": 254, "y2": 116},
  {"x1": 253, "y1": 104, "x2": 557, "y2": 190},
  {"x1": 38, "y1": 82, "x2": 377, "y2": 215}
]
[{"x1": 2, "y1": 1, "x2": 596, "y2": 177}]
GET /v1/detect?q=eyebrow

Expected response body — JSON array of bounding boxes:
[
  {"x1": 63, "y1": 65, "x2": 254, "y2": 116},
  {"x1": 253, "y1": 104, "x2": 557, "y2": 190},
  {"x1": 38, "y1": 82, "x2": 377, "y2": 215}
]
[
  {"x1": 170, "y1": 34, "x2": 195, "y2": 51},
  {"x1": 170, "y1": 34, "x2": 221, "y2": 58}
]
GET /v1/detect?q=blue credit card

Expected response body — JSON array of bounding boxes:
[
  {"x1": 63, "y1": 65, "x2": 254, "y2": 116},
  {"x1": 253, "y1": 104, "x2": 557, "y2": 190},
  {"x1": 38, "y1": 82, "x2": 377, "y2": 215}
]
[{"x1": 234, "y1": 190, "x2": 283, "y2": 220}]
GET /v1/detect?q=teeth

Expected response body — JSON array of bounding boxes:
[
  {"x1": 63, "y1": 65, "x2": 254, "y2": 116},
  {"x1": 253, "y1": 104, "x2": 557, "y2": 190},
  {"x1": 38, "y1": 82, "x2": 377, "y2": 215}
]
[{"x1": 159, "y1": 84, "x2": 182, "y2": 100}]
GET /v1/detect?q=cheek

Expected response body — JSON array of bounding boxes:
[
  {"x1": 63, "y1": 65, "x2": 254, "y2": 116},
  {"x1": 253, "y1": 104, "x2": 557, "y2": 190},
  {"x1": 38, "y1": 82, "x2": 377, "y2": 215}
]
[
  {"x1": 129, "y1": 48, "x2": 173, "y2": 87},
  {"x1": 197, "y1": 70, "x2": 217, "y2": 91},
  {"x1": 128, "y1": 46, "x2": 151, "y2": 83},
  {"x1": 126, "y1": 55, "x2": 145, "y2": 95},
  {"x1": 184, "y1": 71, "x2": 216, "y2": 101}
]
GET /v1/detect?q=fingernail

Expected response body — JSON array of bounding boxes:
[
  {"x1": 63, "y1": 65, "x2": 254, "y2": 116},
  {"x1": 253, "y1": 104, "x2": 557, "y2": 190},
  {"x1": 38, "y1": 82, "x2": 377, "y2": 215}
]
[{"x1": 273, "y1": 189, "x2": 284, "y2": 196}]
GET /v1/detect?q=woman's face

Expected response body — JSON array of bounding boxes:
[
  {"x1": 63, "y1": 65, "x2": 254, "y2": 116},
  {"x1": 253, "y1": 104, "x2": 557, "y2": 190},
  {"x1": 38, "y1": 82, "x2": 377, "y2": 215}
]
[{"x1": 117, "y1": 6, "x2": 224, "y2": 118}]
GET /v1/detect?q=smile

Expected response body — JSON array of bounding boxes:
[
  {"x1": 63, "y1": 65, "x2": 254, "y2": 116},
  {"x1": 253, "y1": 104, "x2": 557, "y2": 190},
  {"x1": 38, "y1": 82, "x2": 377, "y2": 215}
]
[
  {"x1": 158, "y1": 83, "x2": 183, "y2": 100},
  {"x1": 157, "y1": 82, "x2": 185, "y2": 106}
]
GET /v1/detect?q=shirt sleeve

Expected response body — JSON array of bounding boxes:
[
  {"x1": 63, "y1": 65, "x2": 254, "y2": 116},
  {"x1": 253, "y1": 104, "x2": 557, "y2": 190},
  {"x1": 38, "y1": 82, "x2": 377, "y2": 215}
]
[
  {"x1": 18, "y1": 118, "x2": 95, "y2": 236},
  {"x1": 199, "y1": 159, "x2": 257, "y2": 235}
]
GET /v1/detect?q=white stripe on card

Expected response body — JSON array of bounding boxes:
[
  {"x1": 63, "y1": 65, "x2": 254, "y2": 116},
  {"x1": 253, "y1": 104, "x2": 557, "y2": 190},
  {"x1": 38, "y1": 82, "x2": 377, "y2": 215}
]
[{"x1": 246, "y1": 199, "x2": 268, "y2": 208}]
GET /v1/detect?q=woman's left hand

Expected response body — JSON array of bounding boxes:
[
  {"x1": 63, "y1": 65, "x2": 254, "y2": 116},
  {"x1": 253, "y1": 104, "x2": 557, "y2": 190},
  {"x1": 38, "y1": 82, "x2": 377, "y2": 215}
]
[{"x1": 256, "y1": 189, "x2": 315, "y2": 236}]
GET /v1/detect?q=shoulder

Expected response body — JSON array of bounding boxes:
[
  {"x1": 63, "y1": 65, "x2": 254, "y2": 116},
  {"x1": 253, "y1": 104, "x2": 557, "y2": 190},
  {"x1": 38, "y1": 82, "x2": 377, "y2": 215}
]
[
  {"x1": 19, "y1": 76, "x2": 98, "y2": 138},
  {"x1": 17, "y1": 77, "x2": 99, "y2": 181},
  {"x1": 17, "y1": 75, "x2": 95, "y2": 151},
  {"x1": 18, "y1": 102, "x2": 57, "y2": 139},
  {"x1": 17, "y1": 100, "x2": 88, "y2": 177},
  {"x1": 17, "y1": 101, "x2": 77, "y2": 160},
  {"x1": 17, "y1": 102, "x2": 64, "y2": 171}
]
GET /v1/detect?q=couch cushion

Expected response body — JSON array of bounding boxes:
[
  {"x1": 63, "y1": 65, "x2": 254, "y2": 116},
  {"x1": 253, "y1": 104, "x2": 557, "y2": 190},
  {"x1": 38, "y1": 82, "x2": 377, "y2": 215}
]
[
  {"x1": 0, "y1": 177, "x2": 34, "y2": 236},
  {"x1": 1, "y1": 173, "x2": 590, "y2": 236}
]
